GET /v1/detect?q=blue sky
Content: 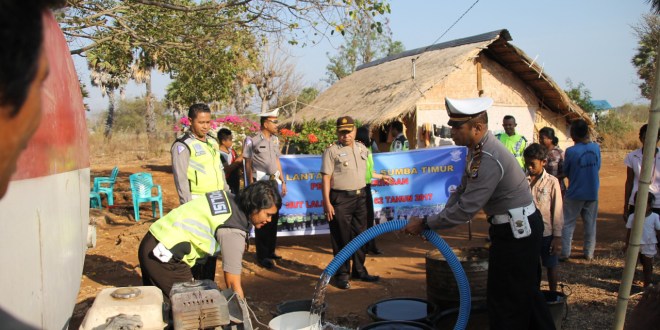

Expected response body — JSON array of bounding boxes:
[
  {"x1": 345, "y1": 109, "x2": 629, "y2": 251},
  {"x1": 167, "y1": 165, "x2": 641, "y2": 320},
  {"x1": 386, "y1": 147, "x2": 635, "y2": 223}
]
[{"x1": 79, "y1": 0, "x2": 653, "y2": 114}]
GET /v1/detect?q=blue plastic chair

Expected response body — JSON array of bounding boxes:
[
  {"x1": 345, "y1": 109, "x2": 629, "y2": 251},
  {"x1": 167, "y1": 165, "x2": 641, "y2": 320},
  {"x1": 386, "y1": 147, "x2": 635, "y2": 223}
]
[
  {"x1": 90, "y1": 191, "x2": 102, "y2": 209},
  {"x1": 93, "y1": 166, "x2": 119, "y2": 206},
  {"x1": 129, "y1": 172, "x2": 163, "y2": 221}
]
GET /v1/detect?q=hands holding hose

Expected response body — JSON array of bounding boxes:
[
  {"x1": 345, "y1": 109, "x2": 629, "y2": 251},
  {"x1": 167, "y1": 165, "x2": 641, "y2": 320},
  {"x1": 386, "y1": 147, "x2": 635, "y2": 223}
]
[{"x1": 402, "y1": 216, "x2": 425, "y2": 236}]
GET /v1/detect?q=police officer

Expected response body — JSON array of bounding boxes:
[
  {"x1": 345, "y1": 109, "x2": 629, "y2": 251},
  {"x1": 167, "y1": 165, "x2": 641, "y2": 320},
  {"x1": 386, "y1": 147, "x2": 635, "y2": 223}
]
[
  {"x1": 496, "y1": 115, "x2": 527, "y2": 168},
  {"x1": 322, "y1": 116, "x2": 380, "y2": 290},
  {"x1": 243, "y1": 108, "x2": 286, "y2": 269},
  {"x1": 138, "y1": 181, "x2": 281, "y2": 298},
  {"x1": 172, "y1": 103, "x2": 228, "y2": 205},
  {"x1": 389, "y1": 121, "x2": 409, "y2": 152},
  {"x1": 171, "y1": 103, "x2": 228, "y2": 282},
  {"x1": 404, "y1": 97, "x2": 555, "y2": 329}
]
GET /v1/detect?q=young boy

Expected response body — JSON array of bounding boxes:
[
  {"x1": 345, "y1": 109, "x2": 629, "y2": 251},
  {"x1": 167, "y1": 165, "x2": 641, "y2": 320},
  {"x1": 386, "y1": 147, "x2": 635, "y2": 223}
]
[
  {"x1": 218, "y1": 128, "x2": 244, "y2": 194},
  {"x1": 524, "y1": 143, "x2": 564, "y2": 292},
  {"x1": 625, "y1": 193, "x2": 660, "y2": 288}
]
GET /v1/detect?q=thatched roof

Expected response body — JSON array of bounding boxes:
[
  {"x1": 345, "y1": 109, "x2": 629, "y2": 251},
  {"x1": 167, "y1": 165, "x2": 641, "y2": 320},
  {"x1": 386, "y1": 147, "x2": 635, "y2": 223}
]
[{"x1": 285, "y1": 29, "x2": 592, "y2": 127}]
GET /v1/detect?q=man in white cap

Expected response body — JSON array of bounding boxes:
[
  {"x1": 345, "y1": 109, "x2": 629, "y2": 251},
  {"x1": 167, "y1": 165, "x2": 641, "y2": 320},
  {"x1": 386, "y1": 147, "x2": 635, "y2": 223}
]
[
  {"x1": 404, "y1": 97, "x2": 554, "y2": 329},
  {"x1": 243, "y1": 108, "x2": 286, "y2": 269}
]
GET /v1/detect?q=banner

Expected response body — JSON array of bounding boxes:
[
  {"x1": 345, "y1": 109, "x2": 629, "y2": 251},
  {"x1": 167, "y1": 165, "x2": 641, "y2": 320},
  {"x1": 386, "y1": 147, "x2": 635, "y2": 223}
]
[{"x1": 273, "y1": 145, "x2": 467, "y2": 237}]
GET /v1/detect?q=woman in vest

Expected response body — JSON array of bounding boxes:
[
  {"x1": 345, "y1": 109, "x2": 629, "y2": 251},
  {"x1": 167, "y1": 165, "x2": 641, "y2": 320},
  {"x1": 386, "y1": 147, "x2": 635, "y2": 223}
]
[{"x1": 138, "y1": 181, "x2": 281, "y2": 298}]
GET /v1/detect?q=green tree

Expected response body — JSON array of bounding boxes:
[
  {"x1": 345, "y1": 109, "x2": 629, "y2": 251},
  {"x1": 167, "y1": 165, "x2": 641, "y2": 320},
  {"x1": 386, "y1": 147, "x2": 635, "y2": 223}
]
[
  {"x1": 632, "y1": 14, "x2": 660, "y2": 100},
  {"x1": 326, "y1": 16, "x2": 404, "y2": 83},
  {"x1": 565, "y1": 79, "x2": 596, "y2": 113},
  {"x1": 86, "y1": 39, "x2": 132, "y2": 139}
]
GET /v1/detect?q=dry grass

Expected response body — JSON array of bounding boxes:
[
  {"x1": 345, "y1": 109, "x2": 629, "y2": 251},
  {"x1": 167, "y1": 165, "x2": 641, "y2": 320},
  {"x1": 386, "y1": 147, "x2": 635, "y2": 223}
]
[
  {"x1": 555, "y1": 242, "x2": 658, "y2": 329},
  {"x1": 89, "y1": 131, "x2": 173, "y2": 168}
]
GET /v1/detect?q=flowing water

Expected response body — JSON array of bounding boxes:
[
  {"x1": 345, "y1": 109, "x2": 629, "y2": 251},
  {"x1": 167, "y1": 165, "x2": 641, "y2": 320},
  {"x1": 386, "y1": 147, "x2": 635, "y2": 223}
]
[{"x1": 309, "y1": 272, "x2": 332, "y2": 330}]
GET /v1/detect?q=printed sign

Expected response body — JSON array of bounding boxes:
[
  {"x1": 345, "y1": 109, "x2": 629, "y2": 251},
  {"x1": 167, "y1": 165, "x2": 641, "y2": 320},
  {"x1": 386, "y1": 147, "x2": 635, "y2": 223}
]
[{"x1": 270, "y1": 146, "x2": 467, "y2": 237}]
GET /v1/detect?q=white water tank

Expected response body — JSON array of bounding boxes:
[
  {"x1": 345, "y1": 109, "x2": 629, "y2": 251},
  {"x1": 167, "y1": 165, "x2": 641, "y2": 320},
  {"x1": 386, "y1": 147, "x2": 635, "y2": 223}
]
[{"x1": 79, "y1": 286, "x2": 167, "y2": 330}]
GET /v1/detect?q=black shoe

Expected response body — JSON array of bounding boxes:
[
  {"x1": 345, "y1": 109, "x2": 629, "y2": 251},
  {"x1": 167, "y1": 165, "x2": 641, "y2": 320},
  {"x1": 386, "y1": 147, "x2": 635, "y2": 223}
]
[
  {"x1": 258, "y1": 258, "x2": 274, "y2": 269},
  {"x1": 333, "y1": 279, "x2": 351, "y2": 290},
  {"x1": 352, "y1": 273, "x2": 380, "y2": 282},
  {"x1": 269, "y1": 254, "x2": 283, "y2": 260}
]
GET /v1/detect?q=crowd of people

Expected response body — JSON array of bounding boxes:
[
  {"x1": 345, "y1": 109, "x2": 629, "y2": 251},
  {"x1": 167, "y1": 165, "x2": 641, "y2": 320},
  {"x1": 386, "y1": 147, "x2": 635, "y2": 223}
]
[{"x1": 138, "y1": 97, "x2": 660, "y2": 328}]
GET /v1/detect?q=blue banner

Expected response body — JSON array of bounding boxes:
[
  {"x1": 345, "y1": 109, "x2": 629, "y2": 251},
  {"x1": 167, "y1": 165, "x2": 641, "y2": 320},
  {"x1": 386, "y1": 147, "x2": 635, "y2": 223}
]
[{"x1": 272, "y1": 146, "x2": 467, "y2": 236}]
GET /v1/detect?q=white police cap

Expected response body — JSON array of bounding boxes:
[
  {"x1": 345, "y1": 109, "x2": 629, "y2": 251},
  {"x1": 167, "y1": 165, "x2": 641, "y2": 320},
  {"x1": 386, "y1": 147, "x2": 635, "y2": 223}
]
[
  {"x1": 445, "y1": 97, "x2": 493, "y2": 127},
  {"x1": 259, "y1": 108, "x2": 279, "y2": 118}
]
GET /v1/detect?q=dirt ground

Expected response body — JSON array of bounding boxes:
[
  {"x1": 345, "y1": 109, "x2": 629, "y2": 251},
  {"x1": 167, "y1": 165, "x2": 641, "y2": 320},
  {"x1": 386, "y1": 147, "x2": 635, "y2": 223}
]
[{"x1": 71, "y1": 151, "x2": 657, "y2": 329}]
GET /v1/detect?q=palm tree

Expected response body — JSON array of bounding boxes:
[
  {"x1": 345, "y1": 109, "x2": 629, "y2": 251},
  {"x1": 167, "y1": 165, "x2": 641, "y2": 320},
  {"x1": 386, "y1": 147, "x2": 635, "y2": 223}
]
[{"x1": 647, "y1": 0, "x2": 660, "y2": 14}]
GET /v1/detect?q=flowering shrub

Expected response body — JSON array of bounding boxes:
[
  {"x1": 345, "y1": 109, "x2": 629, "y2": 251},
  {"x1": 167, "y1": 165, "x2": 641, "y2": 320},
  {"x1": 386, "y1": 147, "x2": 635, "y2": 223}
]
[{"x1": 281, "y1": 120, "x2": 339, "y2": 155}]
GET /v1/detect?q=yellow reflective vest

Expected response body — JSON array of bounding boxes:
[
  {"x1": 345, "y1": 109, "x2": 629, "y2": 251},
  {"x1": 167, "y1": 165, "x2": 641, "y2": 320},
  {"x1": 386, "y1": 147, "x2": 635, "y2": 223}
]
[
  {"x1": 150, "y1": 191, "x2": 233, "y2": 267},
  {"x1": 496, "y1": 133, "x2": 527, "y2": 168},
  {"x1": 182, "y1": 134, "x2": 225, "y2": 194}
]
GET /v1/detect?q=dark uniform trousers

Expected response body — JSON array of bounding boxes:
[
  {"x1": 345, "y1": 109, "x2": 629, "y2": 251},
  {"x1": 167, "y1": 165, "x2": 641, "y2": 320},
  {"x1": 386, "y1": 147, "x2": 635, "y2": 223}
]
[
  {"x1": 255, "y1": 179, "x2": 280, "y2": 260},
  {"x1": 138, "y1": 231, "x2": 192, "y2": 298},
  {"x1": 487, "y1": 210, "x2": 556, "y2": 330},
  {"x1": 329, "y1": 188, "x2": 368, "y2": 280}
]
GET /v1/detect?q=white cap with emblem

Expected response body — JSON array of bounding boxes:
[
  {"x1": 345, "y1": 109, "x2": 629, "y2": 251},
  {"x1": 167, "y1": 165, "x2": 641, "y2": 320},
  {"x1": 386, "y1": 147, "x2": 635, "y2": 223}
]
[
  {"x1": 259, "y1": 108, "x2": 279, "y2": 118},
  {"x1": 445, "y1": 97, "x2": 493, "y2": 127}
]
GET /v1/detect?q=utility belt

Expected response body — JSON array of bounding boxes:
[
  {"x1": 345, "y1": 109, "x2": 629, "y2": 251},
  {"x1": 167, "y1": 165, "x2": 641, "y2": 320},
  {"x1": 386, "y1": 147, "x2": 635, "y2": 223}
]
[
  {"x1": 331, "y1": 187, "x2": 365, "y2": 197},
  {"x1": 488, "y1": 202, "x2": 536, "y2": 239}
]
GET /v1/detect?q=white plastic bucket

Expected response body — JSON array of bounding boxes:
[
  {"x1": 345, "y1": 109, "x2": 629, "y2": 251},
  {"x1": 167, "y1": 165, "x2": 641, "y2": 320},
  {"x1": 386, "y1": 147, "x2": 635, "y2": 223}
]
[{"x1": 268, "y1": 311, "x2": 320, "y2": 330}]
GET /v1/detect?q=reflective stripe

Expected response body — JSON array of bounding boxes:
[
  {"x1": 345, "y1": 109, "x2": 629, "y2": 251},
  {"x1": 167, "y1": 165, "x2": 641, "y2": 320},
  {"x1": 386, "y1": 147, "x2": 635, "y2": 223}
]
[
  {"x1": 188, "y1": 160, "x2": 207, "y2": 174},
  {"x1": 182, "y1": 218, "x2": 218, "y2": 255},
  {"x1": 172, "y1": 222, "x2": 217, "y2": 255}
]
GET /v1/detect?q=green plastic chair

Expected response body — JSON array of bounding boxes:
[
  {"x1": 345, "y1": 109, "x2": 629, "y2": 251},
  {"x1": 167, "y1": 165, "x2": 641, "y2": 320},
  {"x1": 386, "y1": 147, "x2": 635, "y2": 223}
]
[
  {"x1": 93, "y1": 166, "x2": 119, "y2": 206},
  {"x1": 90, "y1": 191, "x2": 102, "y2": 209},
  {"x1": 129, "y1": 172, "x2": 163, "y2": 221}
]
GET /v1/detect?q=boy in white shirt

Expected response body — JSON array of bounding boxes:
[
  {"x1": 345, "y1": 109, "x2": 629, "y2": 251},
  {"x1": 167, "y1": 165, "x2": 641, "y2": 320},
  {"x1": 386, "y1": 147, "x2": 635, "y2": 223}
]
[{"x1": 626, "y1": 193, "x2": 660, "y2": 288}]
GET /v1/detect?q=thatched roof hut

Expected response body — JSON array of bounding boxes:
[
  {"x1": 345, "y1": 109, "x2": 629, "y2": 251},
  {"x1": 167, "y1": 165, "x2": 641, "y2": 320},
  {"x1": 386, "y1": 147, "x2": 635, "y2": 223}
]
[{"x1": 285, "y1": 29, "x2": 593, "y2": 150}]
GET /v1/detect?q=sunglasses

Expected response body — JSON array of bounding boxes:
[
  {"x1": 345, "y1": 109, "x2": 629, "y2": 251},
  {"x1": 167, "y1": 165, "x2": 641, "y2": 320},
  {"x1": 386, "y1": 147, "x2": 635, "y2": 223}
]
[{"x1": 267, "y1": 119, "x2": 279, "y2": 124}]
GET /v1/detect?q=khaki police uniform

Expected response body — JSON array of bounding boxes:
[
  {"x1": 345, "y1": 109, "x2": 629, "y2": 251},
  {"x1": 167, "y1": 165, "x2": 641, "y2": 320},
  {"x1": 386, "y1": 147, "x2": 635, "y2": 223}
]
[
  {"x1": 243, "y1": 132, "x2": 282, "y2": 262},
  {"x1": 137, "y1": 191, "x2": 250, "y2": 297},
  {"x1": 321, "y1": 140, "x2": 371, "y2": 280},
  {"x1": 426, "y1": 97, "x2": 554, "y2": 330}
]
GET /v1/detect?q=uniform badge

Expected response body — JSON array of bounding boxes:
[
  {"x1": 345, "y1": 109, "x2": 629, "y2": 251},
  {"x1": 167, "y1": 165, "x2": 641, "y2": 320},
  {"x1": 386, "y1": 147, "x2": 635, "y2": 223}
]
[
  {"x1": 177, "y1": 145, "x2": 186, "y2": 154},
  {"x1": 206, "y1": 191, "x2": 230, "y2": 215},
  {"x1": 193, "y1": 144, "x2": 206, "y2": 156}
]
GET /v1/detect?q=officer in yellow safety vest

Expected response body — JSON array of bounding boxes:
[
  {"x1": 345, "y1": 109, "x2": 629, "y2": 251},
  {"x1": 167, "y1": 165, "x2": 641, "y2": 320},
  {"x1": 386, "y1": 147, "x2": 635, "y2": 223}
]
[
  {"x1": 172, "y1": 103, "x2": 228, "y2": 206},
  {"x1": 138, "y1": 181, "x2": 281, "y2": 298},
  {"x1": 495, "y1": 115, "x2": 527, "y2": 169},
  {"x1": 389, "y1": 121, "x2": 409, "y2": 152}
]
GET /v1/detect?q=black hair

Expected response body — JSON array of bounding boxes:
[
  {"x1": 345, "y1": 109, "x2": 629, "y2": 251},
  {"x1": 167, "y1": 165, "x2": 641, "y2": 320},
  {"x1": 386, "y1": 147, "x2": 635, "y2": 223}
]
[
  {"x1": 391, "y1": 121, "x2": 404, "y2": 133},
  {"x1": 237, "y1": 181, "x2": 282, "y2": 216},
  {"x1": 633, "y1": 191, "x2": 656, "y2": 207},
  {"x1": 523, "y1": 143, "x2": 548, "y2": 161},
  {"x1": 260, "y1": 116, "x2": 268, "y2": 127},
  {"x1": 217, "y1": 128, "x2": 232, "y2": 142},
  {"x1": 639, "y1": 124, "x2": 660, "y2": 141},
  {"x1": 570, "y1": 119, "x2": 590, "y2": 140},
  {"x1": 503, "y1": 115, "x2": 516, "y2": 123},
  {"x1": 188, "y1": 103, "x2": 210, "y2": 120},
  {"x1": 0, "y1": 0, "x2": 63, "y2": 116},
  {"x1": 356, "y1": 126, "x2": 370, "y2": 145},
  {"x1": 539, "y1": 127, "x2": 559, "y2": 146}
]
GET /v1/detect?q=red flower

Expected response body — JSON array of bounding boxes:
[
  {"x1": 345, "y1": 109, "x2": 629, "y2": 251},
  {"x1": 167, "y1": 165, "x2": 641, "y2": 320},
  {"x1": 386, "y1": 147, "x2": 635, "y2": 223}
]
[
  {"x1": 280, "y1": 128, "x2": 298, "y2": 138},
  {"x1": 308, "y1": 133, "x2": 318, "y2": 143}
]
